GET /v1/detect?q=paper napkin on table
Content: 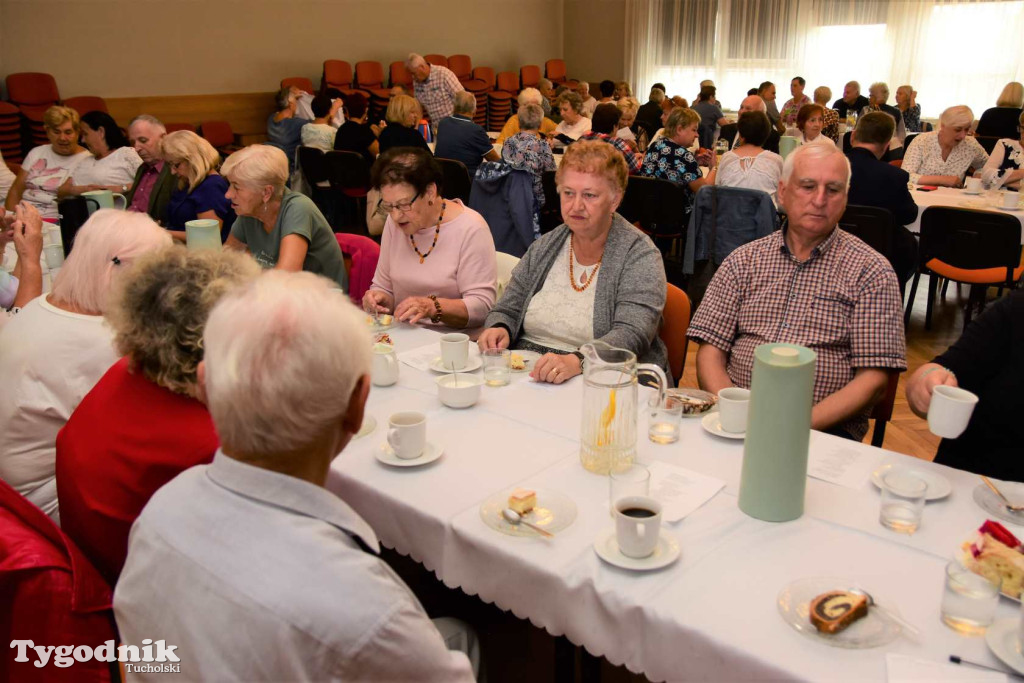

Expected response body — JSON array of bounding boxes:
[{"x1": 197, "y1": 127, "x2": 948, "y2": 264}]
[
  {"x1": 646, "y1": 461, "x2": 725, "y2": 523},
  {"x1": 886, "y1": 653, "x2": 1007, "y2": 682},
  {"x1": 398, "y1": 344, "x2": 480, "y2": 372}
]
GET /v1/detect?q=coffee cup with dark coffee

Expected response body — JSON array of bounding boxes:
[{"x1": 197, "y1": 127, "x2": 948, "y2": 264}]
[{"x1": 614, "y1": 496, "x2": 662, "y2": 558}]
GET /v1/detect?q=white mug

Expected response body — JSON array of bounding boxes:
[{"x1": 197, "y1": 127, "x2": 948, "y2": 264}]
[
  {"x1": 371, "y1": 344, "x2": 399, "y2": 387},
  {"x1": 964, "y1": 177, "x2": 982, "y2": 192},
  {"x1": 1003, "y1": 191, "x2": 1020, "y2": 209},
  {"x1": 43, "y1": 243, "x2": 65, "y2": 269},
  {"x1": 386, "y1": 411, "x2": 426, "y2": 459},
  {"x1": 717, "y1": 387, "x2": 751, "y2": 434},
  {"x1": 440, "y1": 333, "x2": 469, "y2": 370},
  {"x1": 614, "y1": 496, "x2": 662, "y2": 559},
  {"x1": 928, "y1": 385, "x2": 979, "y2": 439}
]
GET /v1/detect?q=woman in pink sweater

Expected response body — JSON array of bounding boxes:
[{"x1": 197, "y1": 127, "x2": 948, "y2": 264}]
[{"x1": 363, "y1": 148, "x2": 496, "y2": 329}]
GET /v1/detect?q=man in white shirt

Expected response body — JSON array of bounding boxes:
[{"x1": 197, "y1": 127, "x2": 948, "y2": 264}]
[
  {"x1": 577, "y1": 81, "x2": 597, "y2": 118},
  {"x1": 114, "y1": 271, "x2": 477, "y2": 682}
]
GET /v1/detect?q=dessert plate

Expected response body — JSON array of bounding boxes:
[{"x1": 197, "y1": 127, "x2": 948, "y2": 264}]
[
  {"x1": 429, "y1": 356, "x2": 483, "y2": 373},
  {"x1": 509, "y1": 350, "x2": 541, "y2": 373},
  {"x1": 480, "y1": 488, "x2": 577, "y2": 537},
  {"x1": 973, "y1": 482, "x2": 1024, "y2": 526},
  {"x1": 375, "y1": 441, "x2": 443, "y2": 467},
  {"x1": 777, "y1": 577, "x2": 902, "y2": 649},
  {"x1": 871, "y1": 463, "x2": 952, "y2": 501},
  {"x1": 366, "y1": 315, "x2": 394, "y2": 331},
  {"x1": 701, "y1": 412, "x2": 744, "y2": 440},
  {"x1": 986, "y1": 618, "x2": 1024, "y2": 675},
  {"x1": 354, "y1": 414, "x2": 377, "y2": 440},
  {"x1": 593, "y1": 527, "x2": 680, "y2": 571},
  {"x1": 667, "y1": 388, "x2": 717, "y2": 418},
  {"x1": 961, "y1": 189, "x2": 984, "y2": 195}
]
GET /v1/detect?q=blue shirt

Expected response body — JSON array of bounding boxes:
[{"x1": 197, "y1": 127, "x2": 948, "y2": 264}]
[
  {"x1": 434, "y1": 115, "x2": 493, "y2": 178},
  {"x1": 267, "y1": 114, "x2": 307, "y2": 172},
  {"x1": 166, "y1": 174, "x2": 235, "y2": 239}
]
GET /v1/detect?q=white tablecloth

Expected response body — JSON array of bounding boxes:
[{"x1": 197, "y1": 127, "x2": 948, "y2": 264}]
[
  {"x1": 328, "y1": 324, "x2": 1020, "y2": 682},
  {"x1": 908, "y1": 187, "x2": 1024, "y2": 242}
]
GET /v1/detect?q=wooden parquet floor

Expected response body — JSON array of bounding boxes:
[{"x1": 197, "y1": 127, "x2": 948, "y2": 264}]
[{"x1": 678, "y1": 273, "x2": 977, "y2": 462}]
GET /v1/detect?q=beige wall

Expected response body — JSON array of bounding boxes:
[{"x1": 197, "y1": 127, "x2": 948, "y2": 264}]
[
  {"x1": 563, "y1": 0, "x2": 625, "y2": 85},
  {"x1": 0, "y1": 0, "x2": 565, "y2": 98}
]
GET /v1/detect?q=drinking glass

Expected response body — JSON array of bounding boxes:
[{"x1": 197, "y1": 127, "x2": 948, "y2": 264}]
[
  {"x1": 482, "y1": 348, "x2": 510, "y2": 387},
  {"x1": 610, "y1": 464, "x2": 651, "y2": 512},
  {"x1": 941, "y1": 560, "x2": 999, "y2": 635},
  {"x1": 648, "y1": 396, "x2": 682, "y2": 444},
  {"x1": 878, "y1": 471, "x2": 926, "y2": 534}
]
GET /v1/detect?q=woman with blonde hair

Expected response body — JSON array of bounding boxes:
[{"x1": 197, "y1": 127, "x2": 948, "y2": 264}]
[
  {"x1": 977, "y1": 82, "x2": 1024, "y2": 140},
  {"x1": 56, "y1": 246, "x2": 259, "y2": 584},
  {"x1": 161, "y1": 130, "x2": 235, "y2": 241},
  {"x1": 4, "y1": 106, "x2": 90, "y2": 218},
  {"x1": 223, "y1": 144, "x2": 347, "y2": 290},
  {"x1": 378, "y1": 93, "x2": 430, "y2": 154},
  {"x1": 478, "y1": 140, "x2": 667, "y2": 383},
  {"x1": 0, "y1": 209, "x2": 171, "y2": 523},
  {"x1": 903, "y1": 105, "x2": 989, "y2": 187},
  {"x1": 642, "y1": 107, "x2": 716, "y2": 218},
  {"x1": 813, "y1": 86, "x2": 840, "y2": 142}
]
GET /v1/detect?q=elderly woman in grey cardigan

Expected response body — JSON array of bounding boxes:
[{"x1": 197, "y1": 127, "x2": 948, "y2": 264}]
[{"x1": 478, "y1": 140, "x2": 668, "y2": 384}]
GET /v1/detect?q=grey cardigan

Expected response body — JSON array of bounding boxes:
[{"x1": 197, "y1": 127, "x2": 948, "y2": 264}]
[{"x1": 485, "y1": 214, "x2": 669, "y2": 374}]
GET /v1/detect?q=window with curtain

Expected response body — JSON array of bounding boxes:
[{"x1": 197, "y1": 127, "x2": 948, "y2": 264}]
[{"x1": 625, "y1": 0, "x2": 1024, "y2": 119}]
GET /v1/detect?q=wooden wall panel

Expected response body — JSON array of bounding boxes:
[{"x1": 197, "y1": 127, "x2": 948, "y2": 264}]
[{"x1": 105, "y1": 92, "x2": 277, "y2": 139}]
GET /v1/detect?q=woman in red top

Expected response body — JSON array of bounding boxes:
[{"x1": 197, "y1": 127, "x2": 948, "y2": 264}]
[{"x1": 55, "y1": 247, "x2": 259, "y2": 584}]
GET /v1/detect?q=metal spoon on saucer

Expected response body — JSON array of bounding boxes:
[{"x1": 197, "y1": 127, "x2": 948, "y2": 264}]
[{"x1": 502, "y1": 508, "x2": 553, "y2": 538}]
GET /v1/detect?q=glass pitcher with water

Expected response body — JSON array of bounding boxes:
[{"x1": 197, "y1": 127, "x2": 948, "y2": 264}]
[{"x1": 579, "y1": 341, "x2": 667, "y2": 475}]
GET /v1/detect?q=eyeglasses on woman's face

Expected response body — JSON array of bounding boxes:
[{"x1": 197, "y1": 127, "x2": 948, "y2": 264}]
[{"x1": 376, "y1": 191, "x2": 420, "y2": 215}]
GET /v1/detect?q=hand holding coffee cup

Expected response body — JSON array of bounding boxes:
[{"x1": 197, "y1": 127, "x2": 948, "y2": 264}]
[
  {"x1": 386, "y1": 411, "x2": 427, "y2": 459},
  {"x1": 717, "y1": 387, "x2": 751, "y2": 433},
  {"x1": 440, "y1": 333, "x2": 470, "y2": 370},
  {"x1": 614, "y1": 496, "x2": 662, "y2": 558},
  {"x1": 928, "y1": 385, "x2": 979, "y2": 439}
]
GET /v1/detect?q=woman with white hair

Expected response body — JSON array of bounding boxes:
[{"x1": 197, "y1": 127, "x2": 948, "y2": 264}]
[
  {"x1": 903, "y1": 105, "x2": 989, "y2": 187},
  {"x1": 977, "y1": 82, "x2": 1024, "y2": 140},
  {"x1": 895, "y1": 85, "x2": 921, "y2": 133},
  {"x1": 860, "y1": 82, "x2": 906, "y2": 143},
  {"x1": 56, "y1": 246, "x2": 259, "y2": 584},
  {"x1": 553, "y1": 91, "x2": 592, "y2": 144},
  {"x1": 495, "y1": 88, "x2": 557, "y2": 144},
  {"x1": 0, "y1": 209, "x2": 171, "y2": 523},
  {"x1": 162, "y1": 130, "x2": 235, "y2": 242},
  {"x1": 223, "y1": 144, "x2": 348, "y2": 291},
  {"x1": 501, "y1": 103, "x2": 556, "y2": 208}
]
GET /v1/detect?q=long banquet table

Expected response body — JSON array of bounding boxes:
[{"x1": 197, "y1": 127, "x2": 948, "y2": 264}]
[
  {"x1": 908, "y1": 186, "x2": 1024, "y2": 242},
  {"x1": 327, "y1": 324, "x2": 1020, "y2": 682}
]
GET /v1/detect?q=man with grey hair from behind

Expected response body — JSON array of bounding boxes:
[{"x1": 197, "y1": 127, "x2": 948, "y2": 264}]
[
  {"x1": 114, "y1": 271, "x2": 479, "y2": 682},
  {"x1": 406, "y1": 52, "x2": 465, "y2": 134},
  {"x1": 688, "y1": 143, "x2": 907, "y2": 442},
  {"x1": 125, "y1": 114, "x2": 174, "y2": 223},
  {"x1": 434, "y1": 90, "x2": 500, "y2": 177}
]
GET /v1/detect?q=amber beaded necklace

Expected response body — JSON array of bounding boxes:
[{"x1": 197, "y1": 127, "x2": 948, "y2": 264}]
[
  {"x1": 409, "y1": 200, "x2": 446, "y2": 264},
  {"x1": 568, "y1": 234, "x2": 601, "y2": 292}
]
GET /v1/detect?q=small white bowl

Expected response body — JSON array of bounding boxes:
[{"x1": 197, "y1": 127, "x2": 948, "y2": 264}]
[{"x1": 436, "y1": 374, "x2": 482, "y2": 409}]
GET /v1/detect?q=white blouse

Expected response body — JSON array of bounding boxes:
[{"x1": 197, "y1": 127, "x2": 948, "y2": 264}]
[
  {"x1": 72, "y1": 146, "x2": 142, "y2": 189},
  {"x1": 301, "y1": 123, "x2": 337, "y2": 152},
  {"x1": 797, "y1": 133, "x2": 836, "y2": 148},
  {"x1": 554, "y1": 117, "x2": 592, "y2": 142},
  {"x1": 715, "y1": 150, "x2": 784, "y2": 205},
  {"x1": 980, "y1": 138, "x2": 1023, "y2": 190},
  {"x1": 902, "y1": 131, "x2": 990, "y2": 185},
  {"x1": 521, "y1": 239, "x2": 597, "y2": 352}
]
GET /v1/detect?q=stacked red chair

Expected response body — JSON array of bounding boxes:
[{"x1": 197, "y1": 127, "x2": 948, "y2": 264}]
[
  {"x1": 280, "y1": 77, "x2": 315, "y2": 94},
  {"x1": 520, "y1": 65, "x2": 542, "y2": 90},
  {"x1": 199, "y1": 121, "x2": 241, "y2": 156},
  {"x1": 164, "y1": 123, "x2": 195, "y2": 133},
  {"x1": 6, "y1": 73, "x2": 60, "y2": 152},
  {"x1": 424, "y1": 54, "x2": 448, "y2": 68},
  {"x1": 62, "y1": 96, "x2": 108, "y2": 115},
  {"x1": 487, "y1": 72, "x2": 518, "y2": 132},
  {"x1": 545, "y1": 59, "x2": 571, "y2": 85},
  {"x1": 355, "y1": 61, "x2": 389, "y2": 122},
  {"x1": 448, "y1": 55, "x2": 474, "y2": 84},
  {"x1": 0, "y1": 102, "x2": 23, "y2": 164},
  {"x1": 322, "y1": 60, "x2": 366, "y2": 100}
]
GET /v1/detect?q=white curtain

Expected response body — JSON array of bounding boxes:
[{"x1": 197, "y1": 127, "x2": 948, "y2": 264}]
[{"x1": 625, "y1": 0, "x2": 1024, "y2": 119}]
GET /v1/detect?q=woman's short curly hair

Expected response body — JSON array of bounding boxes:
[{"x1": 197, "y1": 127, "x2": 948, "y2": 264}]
[
  {"x1": 555, "y1": 139, "x2": 628, "y2": 195},
  {"x1": 107, "y1": 246, "x2": 261, "y2": 397}
]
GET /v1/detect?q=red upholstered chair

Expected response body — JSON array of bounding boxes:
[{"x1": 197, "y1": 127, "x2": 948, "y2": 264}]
[
  {"x1": 545, "y1": 59, "x2": 568, "y2": 84},
  {"x1": 335, "y1": 233, "x2": 381, "y2": 304},
  {"x1": 280, "y1": 77, "x2": 314, "y2": 93},
  {"x1": 424, "y1": 54, "x2": 448, "y2": 68},
  {"x1": 199, "y1": 120, "x2": 241, "y2": 155},
  {"x1": 355, "y1": 61, "x2": 385, "y2": 89},
  {"x1": 448, "y1": 54, "x2": 473, "y2": 82},
  {"x1": 389, "y1": 61, "x2": 413, "y2": 89},
  {"x1": 62, "y1": 96, "x2": 108, "y2": 115},
  {"x1": 496, "y1": 71, "x2": 519, "y2": 94},
  {"x1": 164, "y1": 122, "x2": 195, "y2": 133},
  {"x1": 5, "y1": 72, "x2": 60, "y2": 122},
  {"x1": 0, "y1": 102, "x2": 21, "y2": 163},
  {"x1": 322, "y1": 60, "x2": 354, "y2": 90},
  {"x1": 660, "y1": 284, "x2": 691, "y2": 385},
  {"x1": 0, "y1": 479, "x2": 116, "y2": 683},
  {"x1": 472, "y1": 67, "x2": 496, "y2": 92},
  {"x1": 520, "y1": 65, "x2": 542, "y2": 89}
]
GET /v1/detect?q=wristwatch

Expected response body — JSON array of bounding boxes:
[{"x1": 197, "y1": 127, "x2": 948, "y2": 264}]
[
  {"x1": 428, "y1": 295, "x2": 443, "y2": 324},
  {"x1": 571, "y1": 350, "x2": 585, "y2": 370}
]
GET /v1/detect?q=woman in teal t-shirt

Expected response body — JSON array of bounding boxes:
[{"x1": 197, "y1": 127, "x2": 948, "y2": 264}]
[{"x1": 221, "y1": 145, "x2": 347, "y2": 292}]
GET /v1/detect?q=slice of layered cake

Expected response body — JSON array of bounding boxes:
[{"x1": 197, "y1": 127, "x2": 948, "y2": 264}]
[
  {"x1": 809, "y1": 591, "x2": 869, "y2": 634},
  {"x1": 963, "y1": 520, "x2": 1024, "y2": 598}
]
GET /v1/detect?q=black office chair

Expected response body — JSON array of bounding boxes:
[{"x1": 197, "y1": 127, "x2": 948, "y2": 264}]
[
  {"x1": 539, "y1": 170, "x2": 560, "y2": 234},
  {"x1": 56, "y1": 197, "x2": 90, "y2": 257},
  {"x1": 975, "y1": 135, "x2": 1001, "y2": 155},
  {"x1": 298, "y1": 146, "x2": 334, "y2": 223},
  {"x1": 435, "y1": 157, "x2": 472, "y2": 204},
  {"x1": 618, "y1": 175, "x2": 690, "y2": 253},
  {"x1": 325, "y1": 150, "x2": 372, "y2": 233},
  {"x1": 838, "y1": 204, "x2": 914, "y2": 299}
]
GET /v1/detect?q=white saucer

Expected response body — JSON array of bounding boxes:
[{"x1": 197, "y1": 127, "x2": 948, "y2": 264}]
[
  {"x1": 870, "y1": 463, "x2": 952, "y2": 501},
  {"x1": 354, "y1": 414, "x2": 376, "y2": 440},
  {"x1": 593, "y1": 527, "x2": 680, "y2": 571},
  {"x1": 985, "y1": 617, "x2": 1024, "y2": 675},
  {"x1": 375, "y1": 441, "x2": 443, "y2": 467},
  {"x1": 429, "y1": 356, "x2": 483, "y2": 373},
  {"x1": 962, "y1": 189, "x2": 984, "y2": 195},
  {"x1": 701, "y1": 412, "x2": 745, "y2": 440},
  {"x1": 996, "y1": 204, "x2": 1023, "y2": 212}
]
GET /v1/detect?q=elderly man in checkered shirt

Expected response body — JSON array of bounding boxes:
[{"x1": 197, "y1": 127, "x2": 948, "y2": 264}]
[
  {"x1": 406, "y1": 53, "x2": 465, "y2": 135},
  {"x1": 687, "y1": 144, "x2": 907, "y2": 441}
]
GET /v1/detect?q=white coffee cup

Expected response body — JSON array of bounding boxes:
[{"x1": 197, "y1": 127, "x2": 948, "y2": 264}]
[
  {"x1": 43, "y1": 244, "x2": 64, "y2": 269},
  {"x1": 614, "y1": 496, "x2": 662, "y2": 559},
  {"x1": 1003, "y1": 191, "x2": 1020, "y2": 209},
  {"x1": 717, "y1": 387, "x2": 751, "y2": 433},
  {"x1": 371, "y1": 343, "x2": 399, "y2": 387},
  {"x1": 964, "y1": 177, "x2": 982, "y2": 192},
  {"x1": 387, "y1": 411, "x2": 427, "y2": 459},
  {"x1": 440, "y1": 333, "x2": 469, "y2": 370},
  {"x1": 928, "y1": 385, "x2": 979, "y2": 439}
]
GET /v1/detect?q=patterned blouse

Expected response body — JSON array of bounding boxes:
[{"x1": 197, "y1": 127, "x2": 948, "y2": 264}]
[
  {"x1": 501, "y1": 132, "x2": 556, "y2": 207},
  {"x1": 821, "y1": 107, "x2": 840, "y2": 143},
  {"x1": 902, "y1": 132, "x2": 989, "y2": 185},
  {"x1": 900, "y1": 104, "x2": 922, "y2": 133},
  {"x1": 641, "y1": 137, "x2": 702, "y2": 214},
  {"x1": 780, "y1": 95, "x2": 811, "y2": 127},
  {"x1": 579, "y1": 131, "x2": 643, "y2": 174},
  {"x1": 980, "y1": 139, "x2": 1023, "y2": 189}
]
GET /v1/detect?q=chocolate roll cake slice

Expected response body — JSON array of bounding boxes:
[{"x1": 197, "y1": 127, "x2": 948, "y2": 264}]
[{"x1": 809, "y1": 591, "x2": 869, "y2": 634}]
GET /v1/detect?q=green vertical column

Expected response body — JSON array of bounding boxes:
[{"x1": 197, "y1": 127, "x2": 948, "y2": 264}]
[{"x1": 738, "y1": 343, "x2": 817, "y2": 522}]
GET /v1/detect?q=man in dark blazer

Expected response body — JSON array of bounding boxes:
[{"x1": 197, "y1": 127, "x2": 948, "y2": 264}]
[
  {"x1": 845, "y1": 111, "x2": 919, "y2": 283},
  {"x1": 125, "y1": 115, "x2": 175, "y2": 225},
  {"x1": 719, "y1": 94, "x2": 780, "y2": 154}
]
